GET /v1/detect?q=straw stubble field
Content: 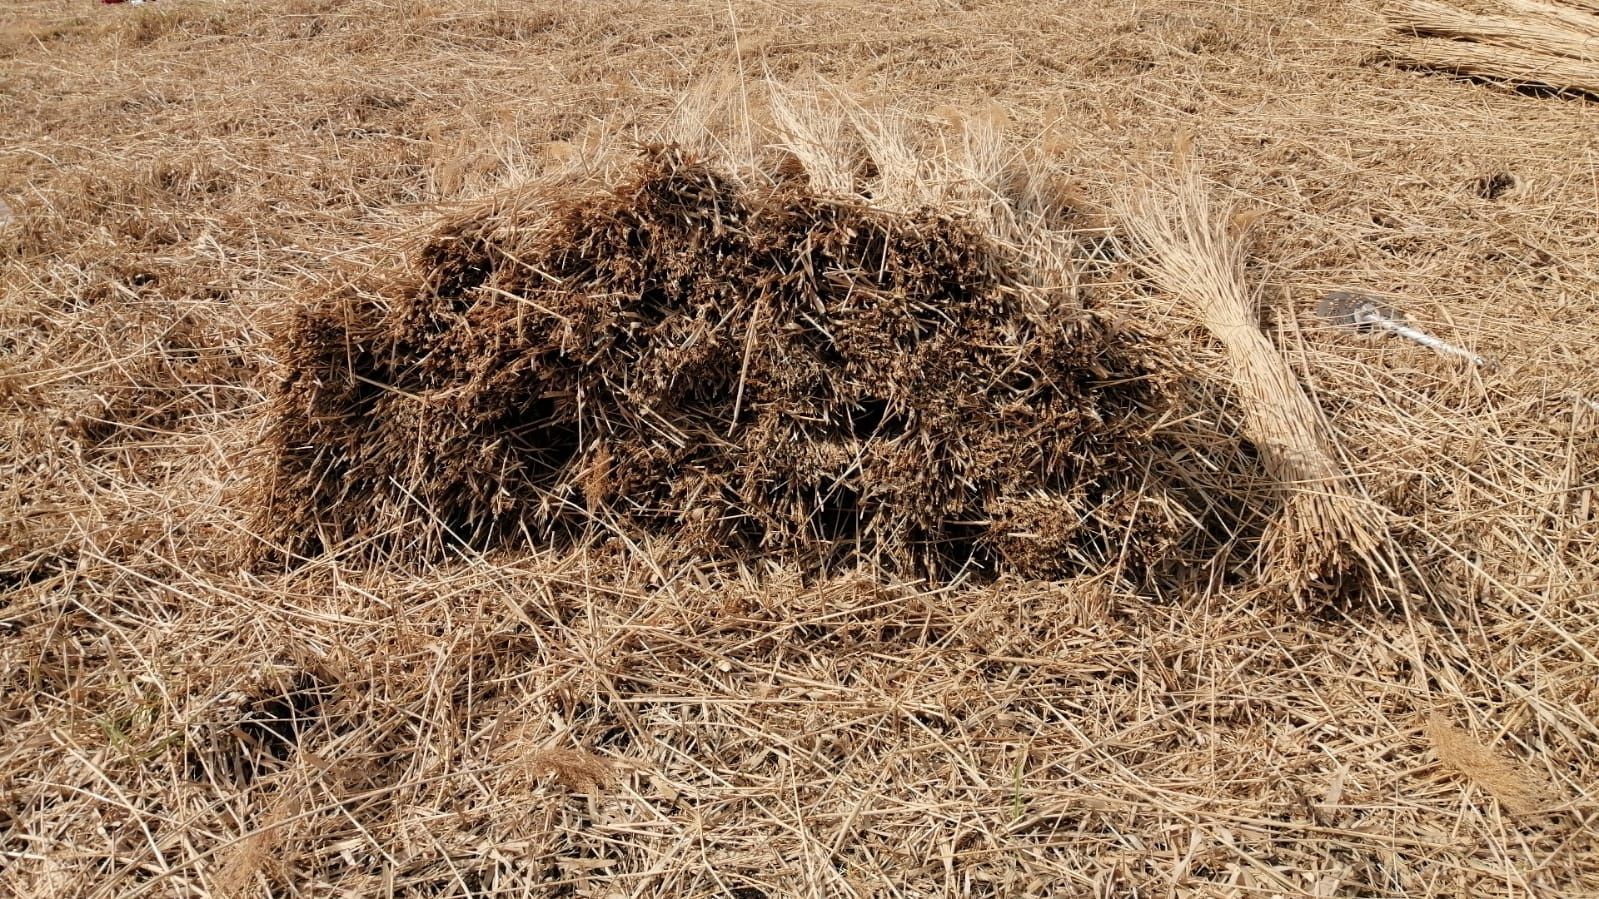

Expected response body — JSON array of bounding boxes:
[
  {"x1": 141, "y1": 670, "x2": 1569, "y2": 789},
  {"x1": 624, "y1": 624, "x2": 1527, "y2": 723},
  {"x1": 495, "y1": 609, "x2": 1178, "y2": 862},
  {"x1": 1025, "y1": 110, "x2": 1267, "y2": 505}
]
[{"x1": 2, "y1": 1, "x2": 1597, "y2": 896}]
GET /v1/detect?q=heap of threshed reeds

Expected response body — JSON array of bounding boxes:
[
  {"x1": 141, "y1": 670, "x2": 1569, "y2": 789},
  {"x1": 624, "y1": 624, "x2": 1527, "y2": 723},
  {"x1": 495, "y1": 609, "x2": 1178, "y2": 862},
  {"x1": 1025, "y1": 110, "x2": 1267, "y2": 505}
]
[{"x1": 251, "y1": 143, "x2": 1184, "y2": 580}]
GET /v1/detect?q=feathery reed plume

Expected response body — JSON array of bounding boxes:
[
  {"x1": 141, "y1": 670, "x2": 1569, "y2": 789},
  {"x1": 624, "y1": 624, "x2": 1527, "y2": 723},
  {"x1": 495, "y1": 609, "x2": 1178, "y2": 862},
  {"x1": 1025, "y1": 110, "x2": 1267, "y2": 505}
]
[{"x1": 1425, "y1": 713, "x2": 1556, "y2": 817}]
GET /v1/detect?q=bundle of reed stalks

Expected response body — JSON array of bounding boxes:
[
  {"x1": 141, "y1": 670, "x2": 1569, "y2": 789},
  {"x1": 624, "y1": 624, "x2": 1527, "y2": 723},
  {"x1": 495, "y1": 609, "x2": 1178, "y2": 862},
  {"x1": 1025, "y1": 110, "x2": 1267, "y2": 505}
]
[
  {"x1": 1118, "y1": 145, "x2": 1391, "y2": 605},
  {"x1": 1382, "y1": 0, "x2": 1599, "y2": 96}
]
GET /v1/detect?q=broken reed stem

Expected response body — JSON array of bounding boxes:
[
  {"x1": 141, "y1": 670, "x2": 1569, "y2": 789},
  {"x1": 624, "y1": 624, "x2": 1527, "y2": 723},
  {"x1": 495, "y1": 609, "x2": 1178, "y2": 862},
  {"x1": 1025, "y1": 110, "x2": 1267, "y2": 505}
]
[{"x1": 1119, "y1": 153, "x2": 1385, "y2": 602}]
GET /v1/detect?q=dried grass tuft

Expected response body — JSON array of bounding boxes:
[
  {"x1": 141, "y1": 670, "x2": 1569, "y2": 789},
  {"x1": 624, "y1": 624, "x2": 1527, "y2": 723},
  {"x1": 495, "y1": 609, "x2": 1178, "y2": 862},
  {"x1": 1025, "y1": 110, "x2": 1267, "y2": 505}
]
[{"x1": 522, "y1": 748, "x2": 617, "y2": 794}]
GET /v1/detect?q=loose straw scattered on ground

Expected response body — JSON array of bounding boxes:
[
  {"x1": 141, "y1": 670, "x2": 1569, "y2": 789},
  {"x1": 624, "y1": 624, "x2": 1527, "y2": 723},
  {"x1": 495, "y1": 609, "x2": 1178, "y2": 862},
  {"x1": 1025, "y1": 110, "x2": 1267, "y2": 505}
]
[{"x1": 4, "y1": 1, "x2": 1598, "y2": 896}]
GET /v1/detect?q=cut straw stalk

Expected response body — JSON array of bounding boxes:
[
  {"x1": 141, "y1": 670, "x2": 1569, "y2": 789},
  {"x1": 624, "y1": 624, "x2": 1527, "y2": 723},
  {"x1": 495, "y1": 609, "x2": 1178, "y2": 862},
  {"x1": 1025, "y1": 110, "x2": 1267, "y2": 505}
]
[
  {"x1": 1499, "y1": 0, "x2": 1599, "y2": 33},
  {"x1": 1119, "y1": 155, "x2": 1385, "y2": 602}
]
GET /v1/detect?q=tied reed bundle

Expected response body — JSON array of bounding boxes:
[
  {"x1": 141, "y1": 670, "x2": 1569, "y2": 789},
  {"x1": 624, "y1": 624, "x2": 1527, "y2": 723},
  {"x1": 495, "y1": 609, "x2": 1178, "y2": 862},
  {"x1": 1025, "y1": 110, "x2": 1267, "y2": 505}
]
[
  {"x1": 1117, "y1": 142, "x2": 1390, "y2": 604},
  {"x1": 1382, "y1": 0, "x2": 1599, "y2": 96}
]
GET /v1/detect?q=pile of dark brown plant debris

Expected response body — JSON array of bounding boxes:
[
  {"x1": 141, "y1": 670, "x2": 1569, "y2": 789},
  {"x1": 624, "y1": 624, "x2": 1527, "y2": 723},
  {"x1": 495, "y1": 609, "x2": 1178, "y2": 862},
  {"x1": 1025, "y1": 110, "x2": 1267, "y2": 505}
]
[{"x1": 252, "y1": 146, "x2": 1190, "y2": 580}]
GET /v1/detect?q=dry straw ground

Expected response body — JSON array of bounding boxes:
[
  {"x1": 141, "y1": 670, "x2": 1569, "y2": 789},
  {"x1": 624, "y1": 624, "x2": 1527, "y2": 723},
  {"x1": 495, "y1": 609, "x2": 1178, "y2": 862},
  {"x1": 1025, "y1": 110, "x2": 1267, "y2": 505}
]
[{"x1": 3, "y1": 1, "x2": 1598, "y2": 897}]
